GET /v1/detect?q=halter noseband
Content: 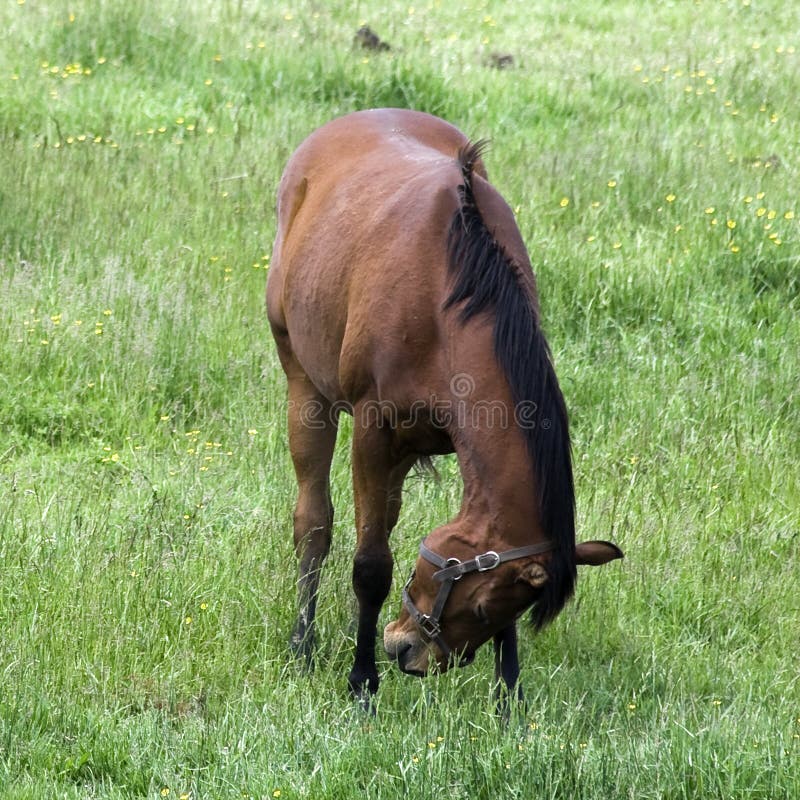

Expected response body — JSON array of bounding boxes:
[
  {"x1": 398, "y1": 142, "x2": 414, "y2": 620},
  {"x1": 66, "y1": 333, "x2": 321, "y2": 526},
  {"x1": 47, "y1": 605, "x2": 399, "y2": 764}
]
[{"x1": 401, "y1": 538, "x2": 555, "y2": 660}]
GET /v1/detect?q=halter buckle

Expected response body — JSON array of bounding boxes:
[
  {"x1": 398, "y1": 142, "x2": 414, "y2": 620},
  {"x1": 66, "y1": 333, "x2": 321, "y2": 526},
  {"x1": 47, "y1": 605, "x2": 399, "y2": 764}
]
[
  {"x1": 418, "y1": 614, "x2": 442, "y2": 639},
  {"x1": 475, "y1": 550, "x2": 501, "y2": 571}
]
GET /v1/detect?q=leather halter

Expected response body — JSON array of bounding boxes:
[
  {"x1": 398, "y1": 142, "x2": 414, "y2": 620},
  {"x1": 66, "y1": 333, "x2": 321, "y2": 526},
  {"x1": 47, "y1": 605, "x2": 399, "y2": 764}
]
[{"x1": 401, "y1": 538, "x2": 555, "y2": 660}]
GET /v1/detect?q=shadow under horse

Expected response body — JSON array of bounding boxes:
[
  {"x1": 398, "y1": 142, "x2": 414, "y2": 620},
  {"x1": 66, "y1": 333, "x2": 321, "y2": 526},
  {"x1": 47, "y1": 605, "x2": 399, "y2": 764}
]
[{"x1": 267, "y1": 109, "x2": 623, "y2": 706}]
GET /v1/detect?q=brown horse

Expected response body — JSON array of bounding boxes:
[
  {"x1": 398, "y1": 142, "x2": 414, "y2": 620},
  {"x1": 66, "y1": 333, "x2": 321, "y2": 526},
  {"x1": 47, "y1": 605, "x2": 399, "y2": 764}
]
[{"x1": 267, "y1": 109, "x2": 622, "y2": 704}]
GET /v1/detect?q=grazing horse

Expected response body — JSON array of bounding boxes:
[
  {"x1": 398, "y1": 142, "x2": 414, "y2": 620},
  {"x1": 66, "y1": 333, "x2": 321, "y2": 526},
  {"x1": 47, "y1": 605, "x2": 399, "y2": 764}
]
[{"x1": 267, "y1": 109, "x2": 622, "y2": 704}]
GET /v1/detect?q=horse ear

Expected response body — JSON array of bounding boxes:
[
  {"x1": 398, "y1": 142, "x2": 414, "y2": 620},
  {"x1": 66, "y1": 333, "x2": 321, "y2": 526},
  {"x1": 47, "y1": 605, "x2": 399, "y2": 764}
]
[
  {"x1": 575, "y1": 540, "x2": 624, "y2": 566},
  {"x1": 520, "y1": 561, "x2": 549, "y2": 588}
]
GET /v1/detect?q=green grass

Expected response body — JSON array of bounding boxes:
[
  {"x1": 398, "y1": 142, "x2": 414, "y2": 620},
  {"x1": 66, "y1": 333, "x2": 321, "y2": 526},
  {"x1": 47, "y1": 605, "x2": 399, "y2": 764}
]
[{"x1": 1, "y1": 0, "x2": 799, "y2": 797}]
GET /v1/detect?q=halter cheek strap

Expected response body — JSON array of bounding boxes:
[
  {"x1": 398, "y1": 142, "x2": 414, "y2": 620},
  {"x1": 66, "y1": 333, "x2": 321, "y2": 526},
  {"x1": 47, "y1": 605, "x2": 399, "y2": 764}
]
[{"x1": 401, "y1": 538, "x2": 555, "y2": 660}]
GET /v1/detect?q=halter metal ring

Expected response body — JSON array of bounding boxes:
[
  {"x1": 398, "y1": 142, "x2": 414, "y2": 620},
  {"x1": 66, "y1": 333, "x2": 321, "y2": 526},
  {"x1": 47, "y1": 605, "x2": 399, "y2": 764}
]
[{"x1": 445, "y1": 557, "x2": 462, "y2": 580}]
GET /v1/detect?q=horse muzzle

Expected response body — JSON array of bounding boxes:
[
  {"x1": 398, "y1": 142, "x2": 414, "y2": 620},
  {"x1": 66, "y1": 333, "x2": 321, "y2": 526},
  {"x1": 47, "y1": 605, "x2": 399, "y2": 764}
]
[
  {"x1": 384, "y1": 619, "x2": 474, "y2": 675},
  {"x1": 383, "y1": 620, "x2": 432, "y2": 675}
]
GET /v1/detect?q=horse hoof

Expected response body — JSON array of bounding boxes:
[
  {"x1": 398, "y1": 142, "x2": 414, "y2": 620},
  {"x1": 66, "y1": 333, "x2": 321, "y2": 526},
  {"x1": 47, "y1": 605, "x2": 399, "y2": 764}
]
[
  {"x1": 495, "y1": 685, "x2": 527, "y2": 721},
  {"x1": 348, "y1": 673, "x2": 379, "y2": 713},
  {"x1": 355, "y1": 690, "x2": 377, "y2": 715},
  {"x1": 289, "y1": 630, "x2": 315, "y2": 672}
]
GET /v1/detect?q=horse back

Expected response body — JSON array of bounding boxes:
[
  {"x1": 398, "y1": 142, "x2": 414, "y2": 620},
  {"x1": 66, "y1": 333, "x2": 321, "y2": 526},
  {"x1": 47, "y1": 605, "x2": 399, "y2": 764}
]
[{"x1": 268, "y1": 109, "x2": 483, "y2": 405}]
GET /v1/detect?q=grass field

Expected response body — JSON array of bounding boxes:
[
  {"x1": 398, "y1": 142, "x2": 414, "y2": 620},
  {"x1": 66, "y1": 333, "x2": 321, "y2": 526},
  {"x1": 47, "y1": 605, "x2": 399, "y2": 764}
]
[{"x1": 1, "y1": 0, "x2": 799, "y2": 797}]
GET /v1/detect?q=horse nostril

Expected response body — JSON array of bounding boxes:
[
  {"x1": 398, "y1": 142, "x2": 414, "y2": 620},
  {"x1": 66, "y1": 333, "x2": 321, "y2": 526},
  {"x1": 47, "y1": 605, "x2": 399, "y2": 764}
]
[
  {"x1": 393, "y1": 642, "x2": 412, "y2": 664},
  {"x1": 396, "y1": 644, "x2": 426, "y2": 677}
]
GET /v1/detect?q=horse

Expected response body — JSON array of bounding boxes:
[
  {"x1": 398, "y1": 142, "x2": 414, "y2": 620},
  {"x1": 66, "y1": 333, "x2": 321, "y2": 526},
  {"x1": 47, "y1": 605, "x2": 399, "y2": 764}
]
[{"x1": 266, "y1": 108, "x2": 623, "y2": 705}]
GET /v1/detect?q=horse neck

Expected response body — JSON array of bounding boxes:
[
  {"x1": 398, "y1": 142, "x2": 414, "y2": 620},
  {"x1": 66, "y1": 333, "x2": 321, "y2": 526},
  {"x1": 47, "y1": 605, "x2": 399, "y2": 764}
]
[{"x1": 444, "y1": 391, "x2": 543, "y2": 553}]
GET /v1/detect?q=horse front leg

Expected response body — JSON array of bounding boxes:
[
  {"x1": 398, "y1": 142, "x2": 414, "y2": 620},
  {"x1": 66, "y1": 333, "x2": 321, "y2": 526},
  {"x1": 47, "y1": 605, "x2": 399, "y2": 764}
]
[
  {"x1": 348, "y1": 415, "x2": 396, "y2": 707},
  {"x1": 494, "y1": 624, "x2": 525, "y2": 715}
]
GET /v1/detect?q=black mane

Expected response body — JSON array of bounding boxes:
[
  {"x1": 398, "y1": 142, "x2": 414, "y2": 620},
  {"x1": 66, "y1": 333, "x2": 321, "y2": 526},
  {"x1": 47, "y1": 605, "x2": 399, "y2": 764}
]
[{"x1": 445, "y1": 141, "x2": 577, "y2": 629}]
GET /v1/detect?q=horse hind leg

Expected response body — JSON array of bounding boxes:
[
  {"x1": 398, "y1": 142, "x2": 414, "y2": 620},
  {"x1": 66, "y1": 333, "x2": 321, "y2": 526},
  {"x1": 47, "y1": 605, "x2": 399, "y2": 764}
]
[{"x1": 285, "y1": 372, "x2": 338, "y2": 669}]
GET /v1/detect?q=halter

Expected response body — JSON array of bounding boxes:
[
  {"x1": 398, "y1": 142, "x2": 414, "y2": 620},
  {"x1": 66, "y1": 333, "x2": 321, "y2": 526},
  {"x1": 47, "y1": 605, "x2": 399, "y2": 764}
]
[{"x1": 401, "y1": 538, "x2": 555, "y2": 660}]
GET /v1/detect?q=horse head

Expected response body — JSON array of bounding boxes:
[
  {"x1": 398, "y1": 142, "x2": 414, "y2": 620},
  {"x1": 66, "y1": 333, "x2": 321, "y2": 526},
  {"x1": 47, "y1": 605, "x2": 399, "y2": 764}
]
[{"x1": 385, "y1": 536, "x2": 623, "y2": 675}]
